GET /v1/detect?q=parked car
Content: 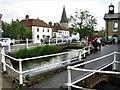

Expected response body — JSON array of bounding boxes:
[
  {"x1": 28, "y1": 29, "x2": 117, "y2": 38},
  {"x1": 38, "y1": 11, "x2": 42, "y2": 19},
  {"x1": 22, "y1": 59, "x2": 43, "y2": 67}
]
[{"x1": 0, "y1": 38, "x2": 14, "y2": 46}]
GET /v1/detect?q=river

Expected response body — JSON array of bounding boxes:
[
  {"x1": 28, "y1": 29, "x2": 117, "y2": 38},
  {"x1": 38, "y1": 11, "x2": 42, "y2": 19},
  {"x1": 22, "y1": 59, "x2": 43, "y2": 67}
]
[{"x1": 94, "y1": 81, "x2": 120, "y2": 90}]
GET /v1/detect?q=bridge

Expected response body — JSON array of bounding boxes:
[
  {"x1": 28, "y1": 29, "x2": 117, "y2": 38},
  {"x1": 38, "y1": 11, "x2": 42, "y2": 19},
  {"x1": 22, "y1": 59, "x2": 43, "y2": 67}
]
[{"x1": 0, "y1": 44, "x2": 120, "y2": 89}]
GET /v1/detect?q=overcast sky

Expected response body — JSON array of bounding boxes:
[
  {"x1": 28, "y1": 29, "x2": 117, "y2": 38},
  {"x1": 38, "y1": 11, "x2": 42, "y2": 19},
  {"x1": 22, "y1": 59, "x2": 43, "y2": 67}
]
[{"x1": 0, "y1": 0, "x2": 120, "y2": 30}]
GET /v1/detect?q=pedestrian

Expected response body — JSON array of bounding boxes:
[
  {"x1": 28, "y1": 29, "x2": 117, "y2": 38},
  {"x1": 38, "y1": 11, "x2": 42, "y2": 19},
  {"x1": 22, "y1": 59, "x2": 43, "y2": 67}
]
[
  {"x1": 92, "y1": 38, "x2": 99, "y2": 52},
  {"x1": 112, "y1": 38, "x2": 115, "y2": 44},
  {"x1": 97, "y1": 38, "x2": 101, "y2": 50}
]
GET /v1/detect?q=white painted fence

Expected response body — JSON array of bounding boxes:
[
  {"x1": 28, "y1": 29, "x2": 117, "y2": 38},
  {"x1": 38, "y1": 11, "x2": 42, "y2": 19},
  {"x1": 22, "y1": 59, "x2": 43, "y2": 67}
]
[
  {"x1": 0, "y1": 45, "x2": 91, "y2": 85},
  {"x1": 67, "y1": 51, "x2": 120, "y2": 90}
]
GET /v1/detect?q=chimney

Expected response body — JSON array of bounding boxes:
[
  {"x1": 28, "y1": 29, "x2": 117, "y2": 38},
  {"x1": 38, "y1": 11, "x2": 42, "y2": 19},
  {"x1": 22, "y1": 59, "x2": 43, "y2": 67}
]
[
  {"x1": 25, "y1": 15, "x2": 29, "y2": 20},
  {"x1": 118, "y1": 1, "x2": 120, "y2": 13}
]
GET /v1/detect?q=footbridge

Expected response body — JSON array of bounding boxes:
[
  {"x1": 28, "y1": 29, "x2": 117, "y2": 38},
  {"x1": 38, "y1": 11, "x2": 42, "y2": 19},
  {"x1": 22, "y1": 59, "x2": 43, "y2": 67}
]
[
  {"x1": 67, "y1": 51, "x2": 120, "y2": 90},
  {"x1": 0, "y1": 44, "x2": 120, "y2": 89}
]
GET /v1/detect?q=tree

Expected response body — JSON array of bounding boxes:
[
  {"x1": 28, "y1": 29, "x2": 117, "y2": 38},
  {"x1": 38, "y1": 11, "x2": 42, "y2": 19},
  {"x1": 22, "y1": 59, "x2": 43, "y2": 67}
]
[
  {"x1": 2, "y1": 19, "x2": 32, "y2": 39},
  {"x1": 69, "y1": 9, "x2": 97, "y2": 40}
]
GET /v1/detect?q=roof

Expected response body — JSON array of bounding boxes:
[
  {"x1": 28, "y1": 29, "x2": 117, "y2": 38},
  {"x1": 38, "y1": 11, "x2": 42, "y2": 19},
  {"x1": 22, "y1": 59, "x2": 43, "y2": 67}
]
[
  {"x1": 21, "y1": 19, "x2": 51, "y2": 28},
  {"x1": 104, "y1": 13, "x2": 120, "y2": 20},
  {"x1": 52, "y1": 25, "x2": 69, "y2": 32},
  {"x1": 60, "y1": 6, "x2": 68, "y2": 23}
]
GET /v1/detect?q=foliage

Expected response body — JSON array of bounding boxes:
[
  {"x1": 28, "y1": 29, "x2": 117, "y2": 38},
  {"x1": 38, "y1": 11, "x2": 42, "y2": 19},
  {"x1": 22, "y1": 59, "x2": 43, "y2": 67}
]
[
  {"x1": 69, "y1": 9, "x2": 97, "y2": 40},
  {"x1": 10, "y1": 45, "x2": 62, "y2": 59},
  {"x1": 2, "y1": 19, "x2": 32, "y2": 39}
]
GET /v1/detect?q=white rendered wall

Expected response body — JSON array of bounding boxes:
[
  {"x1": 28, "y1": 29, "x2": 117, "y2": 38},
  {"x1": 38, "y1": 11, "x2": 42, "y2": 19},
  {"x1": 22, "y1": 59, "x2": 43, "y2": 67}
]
[{"x1": 32, "y1": 26, "x2": 52, "y2": 43}]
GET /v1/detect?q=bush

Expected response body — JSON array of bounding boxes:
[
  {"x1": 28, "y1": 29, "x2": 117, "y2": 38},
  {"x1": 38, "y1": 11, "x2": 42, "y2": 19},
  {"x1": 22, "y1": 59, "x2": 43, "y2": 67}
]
[{"x1": 10, "y1": 45, "x2": 62, "y2": 59}]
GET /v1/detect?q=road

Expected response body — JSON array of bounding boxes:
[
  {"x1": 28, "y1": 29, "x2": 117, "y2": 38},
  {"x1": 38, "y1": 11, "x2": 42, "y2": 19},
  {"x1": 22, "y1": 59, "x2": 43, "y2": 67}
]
[{"x1": 0, "y1": 44, "x2": 120, "y2": 89}]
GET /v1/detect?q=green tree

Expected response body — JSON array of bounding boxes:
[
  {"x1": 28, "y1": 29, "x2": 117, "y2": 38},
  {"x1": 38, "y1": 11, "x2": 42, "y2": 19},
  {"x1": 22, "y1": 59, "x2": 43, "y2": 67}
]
[
  {"x1": 2, "y1": 19, "x2": 32, "y2": 39},
  {"x1": 69, "y1": 9, "x2": 97, "y2": 40}
]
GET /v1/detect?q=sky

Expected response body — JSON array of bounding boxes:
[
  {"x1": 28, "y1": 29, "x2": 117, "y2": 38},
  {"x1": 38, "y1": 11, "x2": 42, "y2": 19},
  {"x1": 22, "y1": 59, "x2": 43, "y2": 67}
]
[{"x1": 0, "y1": 0, "x2": 120, "y2": 30}]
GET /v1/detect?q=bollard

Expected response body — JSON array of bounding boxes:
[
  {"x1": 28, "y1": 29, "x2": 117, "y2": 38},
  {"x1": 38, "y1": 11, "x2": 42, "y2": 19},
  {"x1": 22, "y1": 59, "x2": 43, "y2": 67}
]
[
  {"x1": 26, "y1": 38, "x2": 28, "y2": 49},
  {"x1": 19, "y1": 59, "x2": 23, "y2": 85},
  {"x1": 1, "y1": 46, "x2": 6, "y2": 71}
]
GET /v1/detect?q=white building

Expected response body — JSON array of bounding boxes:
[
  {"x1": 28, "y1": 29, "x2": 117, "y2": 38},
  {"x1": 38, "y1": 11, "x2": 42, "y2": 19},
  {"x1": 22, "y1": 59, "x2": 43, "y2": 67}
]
[
  {"x1": 22, "y1": 15, "x2": 52, "y2": 43},
  {"x1": 52, "y1": 24, "x2": 70, "y2": 38}
]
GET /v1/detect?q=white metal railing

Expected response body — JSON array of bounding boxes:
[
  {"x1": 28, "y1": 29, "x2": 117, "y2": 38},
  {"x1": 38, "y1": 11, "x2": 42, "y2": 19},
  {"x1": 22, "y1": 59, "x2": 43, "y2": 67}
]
[
  {"x1": 0, "y1": 45, "x2": 91, "y2": 85},
  {"x1": 67, "y1": 51, "x2": 120, "y2": 90}
]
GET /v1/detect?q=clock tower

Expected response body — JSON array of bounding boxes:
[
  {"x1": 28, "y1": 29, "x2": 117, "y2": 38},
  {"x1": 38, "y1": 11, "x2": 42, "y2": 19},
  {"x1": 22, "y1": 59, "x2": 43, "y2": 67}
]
[{"x1": 109, "y1": 3, "x2": 114, "y2": 14}]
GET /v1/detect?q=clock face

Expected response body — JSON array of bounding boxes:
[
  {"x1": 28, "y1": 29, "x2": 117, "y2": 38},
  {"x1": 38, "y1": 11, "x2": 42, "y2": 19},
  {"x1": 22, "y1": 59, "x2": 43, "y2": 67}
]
[{"x1": 110, "y1": 7, "x2": 113, "y2": 10}]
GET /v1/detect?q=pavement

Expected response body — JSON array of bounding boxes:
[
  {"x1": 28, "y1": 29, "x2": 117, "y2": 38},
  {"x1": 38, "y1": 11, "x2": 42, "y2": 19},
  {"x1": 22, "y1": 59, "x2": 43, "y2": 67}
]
[{"x1": 0, "y1": 44, "x2": 120, "y2": 89}]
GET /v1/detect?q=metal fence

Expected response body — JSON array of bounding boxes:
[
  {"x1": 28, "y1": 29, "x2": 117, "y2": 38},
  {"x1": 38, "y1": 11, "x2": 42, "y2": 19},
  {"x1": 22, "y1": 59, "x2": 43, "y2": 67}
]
[
  {"x1": 1, "y1": 45, "x2": 91, "y2": 85},
  {"x1": 67, "y1": 51, "x2": 120, "y2": 90}
]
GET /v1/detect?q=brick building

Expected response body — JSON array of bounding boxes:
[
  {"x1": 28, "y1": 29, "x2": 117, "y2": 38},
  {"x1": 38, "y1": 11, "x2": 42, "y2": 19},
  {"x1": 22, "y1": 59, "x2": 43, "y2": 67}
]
[{"x1": 104, "y1": 3, "x2": 120, "y2": 43}]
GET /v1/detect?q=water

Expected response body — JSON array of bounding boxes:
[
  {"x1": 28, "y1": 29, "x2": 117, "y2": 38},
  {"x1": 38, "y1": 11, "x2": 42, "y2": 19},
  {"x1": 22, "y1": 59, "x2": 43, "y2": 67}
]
[
  {"x1": 93, "y1": 81, "x2": 120, "y2": 90},
  {"x1": 21, "y1": 49, "x2": 79, "y2": 71}
]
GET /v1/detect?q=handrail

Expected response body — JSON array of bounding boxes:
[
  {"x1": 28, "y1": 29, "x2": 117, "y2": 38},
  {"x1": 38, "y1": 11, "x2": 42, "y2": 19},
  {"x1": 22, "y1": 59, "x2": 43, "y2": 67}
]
[
  {"x1": 67, "y1": 51, "x2": 120, "y2": 90},
  {"x1": 72, "y1": 52, "x2": 115, "y2": 68},
  {"x1": 1, "y1": 45, "x2": 91, "y2": 85}
]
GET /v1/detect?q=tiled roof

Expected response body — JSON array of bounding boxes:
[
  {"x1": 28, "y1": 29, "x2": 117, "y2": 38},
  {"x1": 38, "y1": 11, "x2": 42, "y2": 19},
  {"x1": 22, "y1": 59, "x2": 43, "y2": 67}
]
[
  {"x1": 104, "y1": 13, "x2": 120, "y2": 20},
  {"x1": 21, "y1": 19, "x2": 51, "y2": 28},
  {"x1": 52, "y1": 25, "x2": 69, "y2": 32}
]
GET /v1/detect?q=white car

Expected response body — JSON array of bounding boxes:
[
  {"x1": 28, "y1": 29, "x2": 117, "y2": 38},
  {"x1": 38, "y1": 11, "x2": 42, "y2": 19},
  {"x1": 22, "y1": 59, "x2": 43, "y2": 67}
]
[{"x1": 0, "y1": 38, "x2": 14, "y2": 46}]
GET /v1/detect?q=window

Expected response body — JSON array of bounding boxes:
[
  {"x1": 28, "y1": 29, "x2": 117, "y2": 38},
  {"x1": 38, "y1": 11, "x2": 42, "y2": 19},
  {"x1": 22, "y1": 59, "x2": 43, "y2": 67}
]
[
  {"x1": 37, "y1": 28, "x2": 39, "y2": 32},
  {"x1": 43, "y1": 28, "x2": 44, "y2": 32},
  {"x1": 47, "y1": 29, "x2": 49, "y2": 32},
  {"x1": 37, "y1": 35, "x2": 39, "y2": 39},
  {"x1": 113, "y1": 20, "x2": 118, "y2": 32}
]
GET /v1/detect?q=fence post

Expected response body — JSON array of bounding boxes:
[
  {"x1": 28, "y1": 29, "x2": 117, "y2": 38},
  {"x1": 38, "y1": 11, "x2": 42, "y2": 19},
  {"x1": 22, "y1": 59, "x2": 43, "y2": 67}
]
[
  {"x1": 62, "y1": 37, "x2": 63, "y2": 44},
  {"x1": 88, "y1": 46, "x2": 90, "y2": 54},
  {"x1": 113, "y1": 52, "x2": 117, "y2": 70},
  {"x1": 83, "y1": 47, "x2": 86, "y2": 58},
  {"x1": 56, "y1": 37, "x2": 57, "y2": 44},
  {"x1": 8, "y1": 43, "x2": 11, "y2": 53},
  {"x1": 49, "y1": 37, "x2": 50, "y2": 45},
  {"x1": 67, "y1": 66, "x2": 72, "y2": 90},
  {"x1": 78, "y1": 50, "x2": 82, "y2": 61},
  {"x1": 1, "y1": 46, "x2": 6, "y2": 71},
  {"x1": 26, "y1": 38, "x2": 28, "y2": 49},
  {"x1": 19, "y1": 59, "x2": 23, "y2": 85}
]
